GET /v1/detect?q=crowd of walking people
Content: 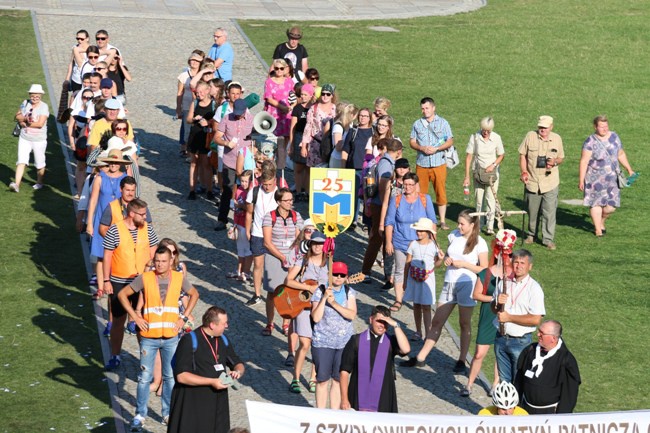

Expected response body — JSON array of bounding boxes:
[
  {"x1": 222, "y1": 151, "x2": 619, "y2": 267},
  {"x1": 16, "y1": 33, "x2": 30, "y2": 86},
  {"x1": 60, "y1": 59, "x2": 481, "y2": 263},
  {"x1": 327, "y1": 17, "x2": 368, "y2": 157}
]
[{"x1": 7, "y1": 22, "x2": 640, "y2": 433}]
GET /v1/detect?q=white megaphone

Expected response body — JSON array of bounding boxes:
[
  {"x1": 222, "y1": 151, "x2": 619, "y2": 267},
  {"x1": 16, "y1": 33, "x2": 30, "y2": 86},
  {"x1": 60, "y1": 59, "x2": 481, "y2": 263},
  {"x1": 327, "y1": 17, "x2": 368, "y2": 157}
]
[
  {"x1": 253, "y1": 111, "x2": 277, "y2": 135},
  {"x1": 251, "y1": 111, "x2": 278, "y2": 160}
]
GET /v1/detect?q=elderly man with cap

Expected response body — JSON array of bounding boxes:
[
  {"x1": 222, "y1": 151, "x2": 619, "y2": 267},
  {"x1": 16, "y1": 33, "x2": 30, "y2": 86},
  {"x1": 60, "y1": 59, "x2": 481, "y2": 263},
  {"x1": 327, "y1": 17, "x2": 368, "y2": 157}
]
[
  {"x1": 340, "y1": 305, "x2": 410, "y2": 412},
  {"x1": 514, "y1": 319, "x2": 581, "y2": 414},
  {"x1": 213, "y1": 99, "x2": 254, "y2": 231},
  {"x1": 272, "y1": 26, "x2": 309, "y2": 73},
  {"x1": 519, "y1": 115, "x2": 564, "y2": 250},
  {"x1": 207, "y1": 28, "x2": 234, "y2": 82}
]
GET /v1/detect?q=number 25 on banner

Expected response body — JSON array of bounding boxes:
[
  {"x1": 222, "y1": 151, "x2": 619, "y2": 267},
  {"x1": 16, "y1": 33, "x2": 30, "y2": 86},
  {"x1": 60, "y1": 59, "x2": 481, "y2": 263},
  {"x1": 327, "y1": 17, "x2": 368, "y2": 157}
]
[{"x1": 309, "y1": 168, "x2": 356, "y2": 237}]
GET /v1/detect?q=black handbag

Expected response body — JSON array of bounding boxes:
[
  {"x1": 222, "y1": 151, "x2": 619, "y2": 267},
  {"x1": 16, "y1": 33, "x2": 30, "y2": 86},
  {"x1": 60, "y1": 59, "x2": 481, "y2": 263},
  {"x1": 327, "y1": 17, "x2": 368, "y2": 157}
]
[{"x1": 12, "y1": 122, "x2": 21, "y2": 137}]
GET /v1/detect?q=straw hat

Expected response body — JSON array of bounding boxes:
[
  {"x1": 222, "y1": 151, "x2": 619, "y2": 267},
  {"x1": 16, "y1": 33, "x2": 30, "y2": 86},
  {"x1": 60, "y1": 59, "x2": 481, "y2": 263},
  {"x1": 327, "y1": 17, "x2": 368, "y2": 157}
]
[
  {"x1": 91, "y1": 150, "x2": 110, "y2": 167},
  {"x1": 98, "y1": 149, "x2": 132, "y2": 164},
  {"x1": 410, "y1": 217, "x2": 437, "y2": 236}
]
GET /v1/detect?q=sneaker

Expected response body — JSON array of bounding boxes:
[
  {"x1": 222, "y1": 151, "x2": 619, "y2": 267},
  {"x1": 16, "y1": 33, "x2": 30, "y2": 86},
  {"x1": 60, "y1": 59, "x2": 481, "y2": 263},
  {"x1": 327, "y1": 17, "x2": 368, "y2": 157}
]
[
  {"x1": 214, "y1": 221, "x2": 227, "y2": 231},
  {"x1": 188, "y1": 191, "x2": 196, "y2": 200},
  {"x1": 105, "y1": 355, "x2": 121, "y2": 371},
  {"x1": 524, "y1": 235, "x2": 534, "y2": 244},
  {"x1": 237, "y1": 272, "x2": 251, "y2": 283},
  {"x1": 245, "y1": 295, "x2": 262, "y2": 306},
  {"x1": 226, "y1": 271, "x2": 240, "y2": 279},
  {"x1": 126, "y1": 321, "x2": 137, "y2": 335},
  {"x1": 102, "y1": 321, "x2": 112, "y2": 337},
  {"x1": 381, "y1": 280, "x2": 394, "y2": 291},
  {"x1": 284, "y1": 354, "x2": 295, "y2": 367},
  {"x1": 161, "y1": 415, "x2": 169, "y2": 426},
  {"x1": 545, "y1": 242, "x2": 557, "y2": 251},
  {"x1": 32, "y1": 183, "x2": 43, "y2": 190},
  {"x1": 9, "y1": 182, "x2": 19, "y2": 193},
  {"x1": 130, "y1": 414, "x2": 145, "y2": 432},
  {"x1": 206, "y1": 191, "x2": 216, "y2": 201},
  {"x1": 453, "y1": 360, "x2": 467, "y2": 373},
  {"x1": 460, "y1": 387, "x2": 471, "y2": 397},
  {"x1": 400, "y1": 357, "x2": 425, "y2": 368}
]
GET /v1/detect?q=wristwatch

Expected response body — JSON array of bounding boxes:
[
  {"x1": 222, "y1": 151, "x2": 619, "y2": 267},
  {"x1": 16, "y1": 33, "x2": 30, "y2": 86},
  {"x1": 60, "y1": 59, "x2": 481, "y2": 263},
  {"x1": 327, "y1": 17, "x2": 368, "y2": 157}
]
[
  {"x1": 180, "y1": 315, "x2": 188, "y2": 322},
  {"x1": 393, "y1": 323, "x2": 401, "y2": 329}
]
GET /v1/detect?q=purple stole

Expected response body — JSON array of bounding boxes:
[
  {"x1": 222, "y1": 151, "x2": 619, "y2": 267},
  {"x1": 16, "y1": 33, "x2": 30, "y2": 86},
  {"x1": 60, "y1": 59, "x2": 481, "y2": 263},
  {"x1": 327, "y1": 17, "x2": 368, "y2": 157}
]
[{"x1": 357, "y1": 329, "x2": 390, "y2": 411}]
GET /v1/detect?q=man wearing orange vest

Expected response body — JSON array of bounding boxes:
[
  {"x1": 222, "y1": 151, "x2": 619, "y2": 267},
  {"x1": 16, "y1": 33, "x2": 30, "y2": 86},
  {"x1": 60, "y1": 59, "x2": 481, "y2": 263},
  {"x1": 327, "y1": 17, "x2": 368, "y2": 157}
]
[
  {"x1": 117, "y1": 246, "x2": 199, "y2": 431},
  {"x1": 103, "y1": 198, "x2": 159, "y2": 370},
  {"x1": 97, "y1": 176, "x2": 152, "y2": 337}
]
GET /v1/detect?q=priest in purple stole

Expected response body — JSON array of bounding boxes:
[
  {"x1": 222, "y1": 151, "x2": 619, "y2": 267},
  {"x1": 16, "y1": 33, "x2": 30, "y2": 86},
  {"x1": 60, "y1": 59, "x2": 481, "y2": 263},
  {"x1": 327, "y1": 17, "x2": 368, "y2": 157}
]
[{"x1": 340, "y1": 305, "x2": 410, "y2": 412}]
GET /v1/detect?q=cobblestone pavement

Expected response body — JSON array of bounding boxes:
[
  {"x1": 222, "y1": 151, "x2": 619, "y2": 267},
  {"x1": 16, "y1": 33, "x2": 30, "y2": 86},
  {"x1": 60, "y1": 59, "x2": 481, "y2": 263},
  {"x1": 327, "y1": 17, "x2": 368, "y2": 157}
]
[
  {"x1": 36, "y1": 12, "x2": 493, "y2": 433},
  {"x1": 5, "y1": 0, "x2": 485, "y2": 20}
]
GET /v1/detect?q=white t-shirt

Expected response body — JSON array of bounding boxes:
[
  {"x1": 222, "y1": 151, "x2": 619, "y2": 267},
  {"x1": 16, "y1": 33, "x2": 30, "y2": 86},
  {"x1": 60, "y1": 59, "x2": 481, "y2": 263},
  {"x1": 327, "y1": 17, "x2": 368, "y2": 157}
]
[
  {"x1": 247, "y1": 186, "x2": 278, "y2": 237},
  {"x1": 493, "y1": 275, "x2": 545, "y2": 337},
  {"x1": 329, "y1": 123, "x2": 345, "y2": 162},
  {"x1": 177, "y1": 70, "x2": 194, "y2": 110},
  {"x1": 444, "y1": 229, "x2": 488, "y2": 284},
  {"x1": 20, "y1": 102, "x2": 49, "y2": 142}
]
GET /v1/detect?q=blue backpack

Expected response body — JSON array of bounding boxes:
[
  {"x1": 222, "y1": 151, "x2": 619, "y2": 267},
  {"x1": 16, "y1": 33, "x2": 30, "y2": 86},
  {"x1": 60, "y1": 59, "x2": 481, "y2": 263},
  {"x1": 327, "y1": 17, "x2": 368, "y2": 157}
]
[{"x1": 172, "y1": 330, "x2": 230, "y2": 371}]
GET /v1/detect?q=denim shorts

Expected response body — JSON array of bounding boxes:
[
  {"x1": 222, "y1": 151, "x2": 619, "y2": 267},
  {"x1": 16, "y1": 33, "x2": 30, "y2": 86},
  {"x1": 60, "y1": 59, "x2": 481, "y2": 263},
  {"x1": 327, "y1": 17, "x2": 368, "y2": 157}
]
[
  {"x1": 250, "y1": 235, "x2": 268, "y2": 257},
  {"x1": 312, "y1": 346, "x2": 344, "y2": 382}
]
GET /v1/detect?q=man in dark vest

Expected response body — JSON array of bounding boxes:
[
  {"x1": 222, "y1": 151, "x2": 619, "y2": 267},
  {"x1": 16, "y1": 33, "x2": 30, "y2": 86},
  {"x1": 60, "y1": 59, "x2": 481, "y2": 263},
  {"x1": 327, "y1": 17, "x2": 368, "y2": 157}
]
[
  {"x1": 514, "y1": 319, "x2": 581, "y2": 414},
  {"x1": 339, "y1": 305, "x2": 410, "y2": 412}
]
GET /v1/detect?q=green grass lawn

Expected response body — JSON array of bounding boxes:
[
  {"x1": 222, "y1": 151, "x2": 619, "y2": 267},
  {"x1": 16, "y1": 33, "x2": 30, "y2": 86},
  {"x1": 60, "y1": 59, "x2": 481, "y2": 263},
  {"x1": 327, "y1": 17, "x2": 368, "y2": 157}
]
[
  {"x1": 0, "y1": 11, "x2": 114, "y2": 432},
  {"x1": 242, "y1": 0, "x2": 650, "y2": 412}
]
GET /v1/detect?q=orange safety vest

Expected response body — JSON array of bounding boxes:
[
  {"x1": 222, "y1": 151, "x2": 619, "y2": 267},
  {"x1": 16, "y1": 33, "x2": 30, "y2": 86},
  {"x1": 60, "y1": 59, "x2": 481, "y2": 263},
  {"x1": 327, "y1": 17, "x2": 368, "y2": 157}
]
[
  {"x1": 109, "y1": 200, "x2": 126, "y2": 225},
  {"x1": 140, "y1": 270, "x2": 183, "y2": 339},
  {"x1": 111, "y1": 220, "x2": 151, "y2": 279}
]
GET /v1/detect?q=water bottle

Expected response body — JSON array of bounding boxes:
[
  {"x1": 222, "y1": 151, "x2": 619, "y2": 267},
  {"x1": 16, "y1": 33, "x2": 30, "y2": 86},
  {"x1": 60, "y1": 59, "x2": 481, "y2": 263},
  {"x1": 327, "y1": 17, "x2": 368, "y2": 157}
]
[{"x1": 463, "y1": 186, "x2": 470, "y2": 202}]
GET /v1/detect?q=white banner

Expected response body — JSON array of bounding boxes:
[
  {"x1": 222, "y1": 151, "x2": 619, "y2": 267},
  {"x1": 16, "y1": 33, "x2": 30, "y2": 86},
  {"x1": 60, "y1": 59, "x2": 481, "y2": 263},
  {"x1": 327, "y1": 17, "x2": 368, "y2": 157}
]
[{"x1": 247, "y1": 401, "x2": 650, "y2": 433}]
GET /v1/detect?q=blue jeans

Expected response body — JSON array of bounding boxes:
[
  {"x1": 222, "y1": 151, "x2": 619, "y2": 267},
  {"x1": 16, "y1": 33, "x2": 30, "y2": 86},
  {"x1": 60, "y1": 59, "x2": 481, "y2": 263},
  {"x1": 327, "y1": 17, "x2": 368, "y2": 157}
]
[
  {"x1": 136, "y1": 336, "x2": 179, "y2": 418},
  {"x1": 494, "y1": 332, "x2": 532, "y2": 384}
]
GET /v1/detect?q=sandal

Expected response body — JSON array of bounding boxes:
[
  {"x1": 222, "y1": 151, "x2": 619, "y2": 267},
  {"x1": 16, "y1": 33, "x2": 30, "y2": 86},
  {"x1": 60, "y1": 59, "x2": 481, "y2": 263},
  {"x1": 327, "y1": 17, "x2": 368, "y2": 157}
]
[
  {"x1": 282, "y1": 323, "x2": 290, "y2": 336},
  {"x1": 289, "y1": 379, "x2": 301, "y2": 393},
  {"x1": 261, "y1": 323, "x2": 273, "y2": 336},
  {"x1": 308, "y1": 380, "x2": 316, "y2": 393},
  {"x1": 390, "y1": 301, "x2": 402, "y2": 312}
]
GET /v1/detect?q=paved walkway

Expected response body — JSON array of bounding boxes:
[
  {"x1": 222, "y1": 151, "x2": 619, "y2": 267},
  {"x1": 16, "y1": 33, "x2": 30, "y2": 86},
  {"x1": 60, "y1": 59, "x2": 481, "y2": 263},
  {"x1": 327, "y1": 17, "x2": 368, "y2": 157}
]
[
  {"x1": 4, "y1": 0, "x2": 484, "y2": 20},
  {"x1": 32, "y1": 6, "x2": 492, "y2": 433}
]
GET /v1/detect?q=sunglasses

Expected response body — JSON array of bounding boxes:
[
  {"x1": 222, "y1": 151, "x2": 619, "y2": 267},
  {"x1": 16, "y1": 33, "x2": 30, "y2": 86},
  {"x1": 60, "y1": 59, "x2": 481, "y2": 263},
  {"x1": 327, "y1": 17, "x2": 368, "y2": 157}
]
[
  {"x1": 304, "y1": 228, "x2": 314, "y2": 234},
  {"x1": 95, "y1": 67, "x2": 105, "y2": 71},
  {"x1": 115, "y1": 126, "x2": 127, "y2": 132},
  {"x1": 82, "y1": 95, "x2": 93, "y2": 100},
  {"x1": 333, "y1": 273, "x2": 347, "y2": 278},
  {"x1": 76, "y1": 37, "x2": 86, "y2": 41},
  {"x1": 96, "y1": 36, "x2": 107, "y2": 41},
  {"x1": 168, "y1": 250, "x2": 177, "y2": 256},
  {"x1": 321, "y1": 92, "x2": 332, "y2": 97},
  {"x1": 274, "y1": 66, "x2": 285, "y2": 71},
  {"x1": 88, "y1": 55, "x2": 99, "y2": 59}
]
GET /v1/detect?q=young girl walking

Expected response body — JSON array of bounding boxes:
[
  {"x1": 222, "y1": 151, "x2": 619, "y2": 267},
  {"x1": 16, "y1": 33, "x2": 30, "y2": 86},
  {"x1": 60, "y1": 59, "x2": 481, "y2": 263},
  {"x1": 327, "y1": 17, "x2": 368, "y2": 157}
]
[{"x1": 403, "y1": 218, "x2": 444, "y2": 341}]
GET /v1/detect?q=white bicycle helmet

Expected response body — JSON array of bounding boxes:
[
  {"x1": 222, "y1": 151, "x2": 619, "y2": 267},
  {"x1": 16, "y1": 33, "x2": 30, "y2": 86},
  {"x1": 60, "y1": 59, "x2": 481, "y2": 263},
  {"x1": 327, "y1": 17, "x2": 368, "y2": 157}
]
[{"x1": 492, "y1": 381, "x2": 519, "y2": 409}]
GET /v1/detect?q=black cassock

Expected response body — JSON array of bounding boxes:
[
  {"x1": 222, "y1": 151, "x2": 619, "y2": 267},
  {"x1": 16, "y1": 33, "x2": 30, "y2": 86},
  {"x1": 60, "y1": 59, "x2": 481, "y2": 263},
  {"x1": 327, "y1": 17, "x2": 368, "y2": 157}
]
[
  {"x1": 168, "y1": 330, "x2": 243, "y2": 433},
  {"x1": 515, "y1": 342, "x2": 581, "y2": 414},
  {"x1": 340, "y1": 332, "x2": 400, "y2": 413}
]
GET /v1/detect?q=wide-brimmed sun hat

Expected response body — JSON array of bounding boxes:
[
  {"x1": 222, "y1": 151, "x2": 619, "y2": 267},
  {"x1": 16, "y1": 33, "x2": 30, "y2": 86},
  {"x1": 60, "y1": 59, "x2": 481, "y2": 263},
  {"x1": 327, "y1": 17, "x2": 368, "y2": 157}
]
[
  {"x1": 410, "y1": 217, "x2": 437, "y2": 236},
  {"x1": 98, "y1": 149, "x2": 132, "y2": 164}
]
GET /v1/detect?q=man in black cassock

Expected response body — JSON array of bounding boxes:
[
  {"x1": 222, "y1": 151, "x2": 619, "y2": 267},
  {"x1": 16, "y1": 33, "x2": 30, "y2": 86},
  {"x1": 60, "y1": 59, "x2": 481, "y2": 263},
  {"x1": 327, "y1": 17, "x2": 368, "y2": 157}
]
[
  {"x1": 514, "y1": 319, "x2": 581, "y2": 414},
  {"x1": 168, "y1": 306, "x2": 245, "y2": 433},
  {"x1": 340, "y1": 305, "x2": 410, "y2": 412}
]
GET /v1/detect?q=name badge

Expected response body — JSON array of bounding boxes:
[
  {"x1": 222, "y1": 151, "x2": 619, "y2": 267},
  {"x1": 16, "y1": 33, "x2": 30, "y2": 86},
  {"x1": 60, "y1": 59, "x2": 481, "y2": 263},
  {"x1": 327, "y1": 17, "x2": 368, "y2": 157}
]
[
  {"x1": 214, "y1": 364, "x2": 225, "y2": 372},
  {"x1": 525, "y1": 370, "x2": 535, "y2": 378},
  {"x1": 283, "y1": 240, "x2": 292, "y2": 247}
]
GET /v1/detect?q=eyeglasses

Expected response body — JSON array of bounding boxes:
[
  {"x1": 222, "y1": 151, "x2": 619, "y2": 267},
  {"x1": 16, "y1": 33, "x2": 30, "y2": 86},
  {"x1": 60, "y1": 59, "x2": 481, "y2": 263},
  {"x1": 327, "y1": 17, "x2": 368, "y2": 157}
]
[
  {"x1": 321, "y1": 92, "x2": 332, "y2": 97},
  {"x1": 304, "y1": 228, "x2": 314, "y2": 234},
  {"x1": 280, "y1": 198, "x2": 294, "y2": 202},
  {"x1": 133, "y1": 211, "x2": 147, "y2": 217},
  {"x1": 378, "y1": 123, "x2": 389, "y2": 128},
  {"x1": 333, "y1": 273, "x2": 347, "y2": 278},
  {"x1": 88, "y1": 55, "x2": 99, "y2": 59},
  {"x1": 403, "y1": 183, "x2": 416, "y2": 187},
  {"x1": 95, "y1": 36, "x2": 107, "y2": 41},
  {"x1": 359, "y1": 114, "x2": 370, "y2": 118},
  {"x1": 115, "y1": 126, "x2": 127, "y2": 132},
  {"x1": 274, "y1": 66, "x2": 285, "y2": 71}
]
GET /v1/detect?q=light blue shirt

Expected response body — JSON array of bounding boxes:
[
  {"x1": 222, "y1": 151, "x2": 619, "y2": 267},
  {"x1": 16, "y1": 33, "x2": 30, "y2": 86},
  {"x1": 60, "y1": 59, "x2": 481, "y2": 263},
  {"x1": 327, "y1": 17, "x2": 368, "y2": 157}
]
[
  {"x1": 208, "y1": 42, "x2": 234, "y2": 81},
  {"x1": 384, "y1": 194, "x2": 437, "y2": 252},
  {"x1": 410, "y1": 115, "x2": 453, "y2": 168}
]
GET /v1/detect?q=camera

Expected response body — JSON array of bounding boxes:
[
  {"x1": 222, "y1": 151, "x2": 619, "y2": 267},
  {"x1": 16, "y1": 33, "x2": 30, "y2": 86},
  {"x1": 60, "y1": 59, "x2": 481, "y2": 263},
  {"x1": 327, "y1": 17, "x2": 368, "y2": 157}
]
[{"x1": 536, "y1": 156, "x2": 547, "y2": 169}]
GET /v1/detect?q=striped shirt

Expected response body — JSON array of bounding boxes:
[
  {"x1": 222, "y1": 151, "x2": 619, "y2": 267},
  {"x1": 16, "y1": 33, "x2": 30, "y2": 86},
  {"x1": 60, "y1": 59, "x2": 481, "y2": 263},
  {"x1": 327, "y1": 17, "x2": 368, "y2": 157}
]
[
  {"x1": 103, "y1": 224, "x2": 159, "y2": 284},
  {"x1": 262, "y1": 210, "x2": 303, "y2": 256}
]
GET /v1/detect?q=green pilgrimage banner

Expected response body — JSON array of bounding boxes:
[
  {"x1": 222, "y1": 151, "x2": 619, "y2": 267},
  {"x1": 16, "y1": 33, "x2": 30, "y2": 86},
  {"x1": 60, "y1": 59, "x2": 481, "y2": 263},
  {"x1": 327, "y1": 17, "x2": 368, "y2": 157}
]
[{"x1": 247, "y1": 401, "x2": 650, "y2": 433}]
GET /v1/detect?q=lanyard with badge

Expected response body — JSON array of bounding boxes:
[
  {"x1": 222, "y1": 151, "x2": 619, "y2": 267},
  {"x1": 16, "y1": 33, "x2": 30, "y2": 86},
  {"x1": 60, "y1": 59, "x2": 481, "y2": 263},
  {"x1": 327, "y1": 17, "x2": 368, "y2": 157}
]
[{"x1": 200, "y1": 328, "x2": 225, "y2": 373}]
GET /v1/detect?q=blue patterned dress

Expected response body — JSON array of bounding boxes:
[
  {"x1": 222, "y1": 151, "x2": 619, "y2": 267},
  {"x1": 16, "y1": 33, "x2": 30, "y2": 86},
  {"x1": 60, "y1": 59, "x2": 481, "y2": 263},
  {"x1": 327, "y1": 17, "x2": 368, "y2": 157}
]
[
  {"x1": 582, "y1": 132, "x2": 622, "y2": 208},
  {"x1": 90, "y1": 171, "x2": 126, "y2": 258}
]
